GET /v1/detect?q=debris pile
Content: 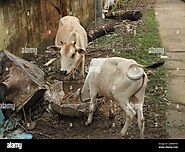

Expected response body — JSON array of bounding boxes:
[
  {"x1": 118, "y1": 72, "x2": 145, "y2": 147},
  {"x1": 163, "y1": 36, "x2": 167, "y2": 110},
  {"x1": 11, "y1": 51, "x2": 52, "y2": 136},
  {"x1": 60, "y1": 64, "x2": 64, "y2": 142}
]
[
  {"x1": 0, "y1": 110, "x2": 32, "y2": 139},
  {"x1": 44, "y1": 81, "x2": 90, "y2": 117},
  {"x1": 0, "y1": 50, "x2": 46, "y2": 112},
  {"x1": 0, "y1": 50, "x2": 47, "y2": 139}
]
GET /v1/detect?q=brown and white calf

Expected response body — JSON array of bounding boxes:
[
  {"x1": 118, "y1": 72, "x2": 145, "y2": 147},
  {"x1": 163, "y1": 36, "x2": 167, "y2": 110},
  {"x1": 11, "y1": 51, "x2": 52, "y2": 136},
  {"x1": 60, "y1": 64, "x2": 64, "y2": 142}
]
[
  {"x1": 78, "y1": 57, "x2": 148, "y2": 138},
  {"x1": 47, "y1": 16, "x2": 88, "y2": 78}
]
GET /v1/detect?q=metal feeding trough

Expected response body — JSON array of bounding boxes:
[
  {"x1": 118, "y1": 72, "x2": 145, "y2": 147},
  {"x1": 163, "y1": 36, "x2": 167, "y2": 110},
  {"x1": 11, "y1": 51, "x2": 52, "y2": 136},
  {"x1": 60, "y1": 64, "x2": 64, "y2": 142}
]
[
  {"x1": 44, "y1": 81, "x2": 90, "y2": 117},
  {"x1": 0, "y1": 50, "x2": 46, "y2": 112}
]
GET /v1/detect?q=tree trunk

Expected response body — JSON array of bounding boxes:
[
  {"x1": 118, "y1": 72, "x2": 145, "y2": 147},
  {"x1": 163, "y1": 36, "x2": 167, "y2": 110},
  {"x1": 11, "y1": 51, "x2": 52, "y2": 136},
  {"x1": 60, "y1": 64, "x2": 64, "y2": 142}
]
[
  {"x1": 87, "y1": 24, "x2": 115, "y2": 42},
  {"x1": 105, "y1": 10, "x2": 142, "y2": 21}
]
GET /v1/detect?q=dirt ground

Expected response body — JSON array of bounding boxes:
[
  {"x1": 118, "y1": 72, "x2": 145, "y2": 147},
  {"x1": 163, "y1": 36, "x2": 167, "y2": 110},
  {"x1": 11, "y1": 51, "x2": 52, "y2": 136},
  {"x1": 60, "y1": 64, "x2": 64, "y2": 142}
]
[{"x1": 20, "y1": 0, "x2": 170, "y2": 139}]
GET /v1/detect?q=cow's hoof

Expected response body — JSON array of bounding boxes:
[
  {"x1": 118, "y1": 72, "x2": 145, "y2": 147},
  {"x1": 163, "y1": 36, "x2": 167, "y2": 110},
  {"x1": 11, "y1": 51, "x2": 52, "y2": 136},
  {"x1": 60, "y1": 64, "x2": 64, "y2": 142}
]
[
  {"x1": 120, "y1": 130, "x2": 127, "y2": 137},
  {"x1": 140, "y1": 134, "x2": 144, "y2": 139},
  {"x1": 85, "y1": 121, "x2": 91, "y2": 126},
  {"x1": 120, "y1": 135, "x2": 126, "y2": 139},
  {"x1": 69, "y1": 76, "x2": 75, "y2": 81}
]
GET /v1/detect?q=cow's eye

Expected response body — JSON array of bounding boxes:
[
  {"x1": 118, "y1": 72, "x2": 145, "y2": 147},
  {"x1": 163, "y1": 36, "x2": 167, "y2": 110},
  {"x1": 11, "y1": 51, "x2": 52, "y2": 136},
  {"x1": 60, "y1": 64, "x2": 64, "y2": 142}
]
[{"x1": 71, "y1": 53, "x2": 75, "y2": 58}]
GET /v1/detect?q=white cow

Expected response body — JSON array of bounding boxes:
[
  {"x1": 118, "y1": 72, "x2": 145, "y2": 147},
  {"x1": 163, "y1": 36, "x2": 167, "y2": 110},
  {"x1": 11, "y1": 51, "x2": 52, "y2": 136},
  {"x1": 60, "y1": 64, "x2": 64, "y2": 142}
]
[
  {"x1": 78, "y1": 57, "x2": 148, "y2": 138},
  {"x1": 102, "y1": 0, "x2": 116, "y2": 10},
  {"x1": 47, "y1": 16, "x2": 88, "y2": 78},
  {"x1": 102, "y1": 0, "x2": 117, "y2": 19}
]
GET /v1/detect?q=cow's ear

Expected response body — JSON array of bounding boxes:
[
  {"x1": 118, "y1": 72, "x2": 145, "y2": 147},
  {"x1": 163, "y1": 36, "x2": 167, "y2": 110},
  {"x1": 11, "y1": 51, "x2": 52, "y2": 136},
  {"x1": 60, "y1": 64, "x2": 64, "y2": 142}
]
[
  {"x1": 47, "y1": 45, "x2": 61, "y2": 51},
  {"x1": 77, "y1": 49, "x2": 86, "y2": 54},
  {"x1": 60, "y1": 41, "x2": 63, "y2": 46}
]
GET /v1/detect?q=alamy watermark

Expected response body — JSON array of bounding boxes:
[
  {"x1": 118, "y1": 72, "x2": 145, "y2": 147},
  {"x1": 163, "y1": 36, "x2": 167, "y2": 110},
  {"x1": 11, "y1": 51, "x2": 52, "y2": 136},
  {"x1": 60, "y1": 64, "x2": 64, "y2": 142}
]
[
  {"x1": 0, "y1": 102, "x2": 15, "y2": 111},
  {"x1": 7, "y1": 142, "x2": 22, "y2": 150},
  {"x1": 148, "y1": 47, "x2": 165, "y2": 55},
  {"x1": 22, "y1": 47, "x2": 38, "y2": 55}
]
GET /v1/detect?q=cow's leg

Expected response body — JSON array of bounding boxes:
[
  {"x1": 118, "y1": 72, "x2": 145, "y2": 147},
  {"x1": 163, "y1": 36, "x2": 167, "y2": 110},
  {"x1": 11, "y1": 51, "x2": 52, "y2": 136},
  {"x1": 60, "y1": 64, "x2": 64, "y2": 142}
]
[
  {"x1": 85, "y1": 95, "x2": 96, "y2": 126},
  {"x1": 72, "y1": 72, "x2": 75, "y2": 80},
  {"x1": 69, "y1": 71, "x2": 75, "y2": 80},
  {"x1": 131, "y1": 79, "x2": 147, "y2": 138},
  {"x1": 108, "y1": 100, "x2": 114, "y2": 119},
  {"x1": 102, "y1": 12, "x2": 105, "y2": 19},
  {"x1": 121, "y1": 103, "x2": 136, "y2": 137},
  {"x1": 136, "y1": 103, "x2": 144, "y2": 139},
  {"x1": 85, "y1": 81, "x2": 97, "y2": 126},
  {"x1": 118, "y1": 99, "x2": 136, "y2": 137},
  {"x1": 134, "y1": 94, "x2": 145, "y2": 138},
  {"x1": 134, "y1": 76, "x2": 147, "y2": 139},
  {"x1": 80, "y1": 56, "x2": 85, "y2": 79}
]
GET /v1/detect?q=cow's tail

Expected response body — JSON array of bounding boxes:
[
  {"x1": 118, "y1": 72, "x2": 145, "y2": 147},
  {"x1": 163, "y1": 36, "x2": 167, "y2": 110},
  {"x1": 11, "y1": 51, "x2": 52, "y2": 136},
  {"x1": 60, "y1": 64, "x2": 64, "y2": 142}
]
[
  {"x1": 131, "y1": 73, "x2": 146, "y2": 97},
  {"x1": 126, "y1": 64, "x2": 145, "y2": 80},
  {"x1": 138, "y1": 59, "x2": 165, "y2": 69},
  {"x1": 126, "y1": 58, "x2": 165, "y2": 80},
  {"x1": 48, "y1": 0, "x2": 62, "y2": 18}
]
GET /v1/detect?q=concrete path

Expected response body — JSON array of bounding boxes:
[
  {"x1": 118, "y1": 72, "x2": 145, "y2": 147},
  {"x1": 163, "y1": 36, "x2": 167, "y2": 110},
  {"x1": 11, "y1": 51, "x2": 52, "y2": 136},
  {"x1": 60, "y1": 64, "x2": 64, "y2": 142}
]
[{"x1": 155, "y1": 0, "x2": 185, "y2": 138}]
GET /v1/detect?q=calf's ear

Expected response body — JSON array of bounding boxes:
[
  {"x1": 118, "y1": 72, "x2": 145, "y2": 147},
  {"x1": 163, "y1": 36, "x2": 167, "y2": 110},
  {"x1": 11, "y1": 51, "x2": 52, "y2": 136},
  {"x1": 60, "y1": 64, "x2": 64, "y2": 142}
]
[
  {"x1": 77, "y1": 49, "x2": 86, "y2": 54},
  {"x1": 60, "y1": 41, "x2": 64, "y2": 46},
  {"x1": 46, "y1": 45, "x2": 61, "y2": 51}
]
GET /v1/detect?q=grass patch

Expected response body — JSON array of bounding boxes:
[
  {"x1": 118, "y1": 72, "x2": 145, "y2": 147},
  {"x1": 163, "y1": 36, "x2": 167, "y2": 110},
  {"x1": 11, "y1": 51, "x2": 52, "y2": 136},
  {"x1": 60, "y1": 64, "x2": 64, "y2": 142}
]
[
  {"x1": 119, "y1": 9, "x2": 161, "y2": 65},
  {"x1": 118, "y1": 9, "x2": 167, "y2": 104},
  {"x1": 112, "y1": 0, "x2": 129, "y2": 11}
]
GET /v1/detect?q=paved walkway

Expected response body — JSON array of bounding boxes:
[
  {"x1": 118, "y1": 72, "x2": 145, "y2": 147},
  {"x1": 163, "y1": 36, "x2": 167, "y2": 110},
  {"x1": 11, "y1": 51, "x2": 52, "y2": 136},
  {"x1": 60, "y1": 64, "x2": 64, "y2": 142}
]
[
  {"x1": 155, "y1": 0, "x2": 185, "y2": 138},
  {"x1": 155, "y1": 0, "x2": 185, "y2": 105}
]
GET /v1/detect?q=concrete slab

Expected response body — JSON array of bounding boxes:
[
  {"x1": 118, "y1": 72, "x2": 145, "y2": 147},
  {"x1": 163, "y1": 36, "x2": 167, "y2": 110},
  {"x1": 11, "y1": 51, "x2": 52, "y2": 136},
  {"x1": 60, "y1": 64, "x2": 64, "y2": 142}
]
[
  {"x1": 155, "y1": 0, "x2": 185, "y2": 138},
  {"x1": 155, "y1": 0, "x2": 185, "y2": 104},
  {"x1": 166, "y1": 77, "x2": 185, "y2": 104}
]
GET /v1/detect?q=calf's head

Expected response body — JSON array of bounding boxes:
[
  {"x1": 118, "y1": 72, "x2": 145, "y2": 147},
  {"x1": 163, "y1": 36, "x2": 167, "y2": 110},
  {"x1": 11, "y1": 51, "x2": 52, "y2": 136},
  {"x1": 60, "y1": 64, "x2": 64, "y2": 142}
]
[{"x1": 47, "y1": 41, "x2": 85, "y2": 76}]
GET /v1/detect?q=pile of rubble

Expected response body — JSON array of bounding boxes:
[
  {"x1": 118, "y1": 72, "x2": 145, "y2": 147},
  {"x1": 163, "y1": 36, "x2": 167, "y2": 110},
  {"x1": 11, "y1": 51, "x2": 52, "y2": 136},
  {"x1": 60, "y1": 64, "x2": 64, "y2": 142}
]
[{"x1": 0, "y1": 50, "x2": 89, "y2": 139}]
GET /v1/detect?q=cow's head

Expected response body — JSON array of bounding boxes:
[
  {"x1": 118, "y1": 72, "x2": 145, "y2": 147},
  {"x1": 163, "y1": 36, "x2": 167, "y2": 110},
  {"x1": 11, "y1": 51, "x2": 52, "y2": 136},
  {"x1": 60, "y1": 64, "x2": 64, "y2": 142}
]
[{"x1": 47, "y1": 41, "x2": 86, "y2": 76}]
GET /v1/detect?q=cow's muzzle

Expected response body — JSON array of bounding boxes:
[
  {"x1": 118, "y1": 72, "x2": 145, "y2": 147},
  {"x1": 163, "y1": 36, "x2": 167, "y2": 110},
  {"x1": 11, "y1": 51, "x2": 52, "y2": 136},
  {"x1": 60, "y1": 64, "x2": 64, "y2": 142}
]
[{"x1": 60, "y1": 70, "x2": 68, "y2": 76}]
